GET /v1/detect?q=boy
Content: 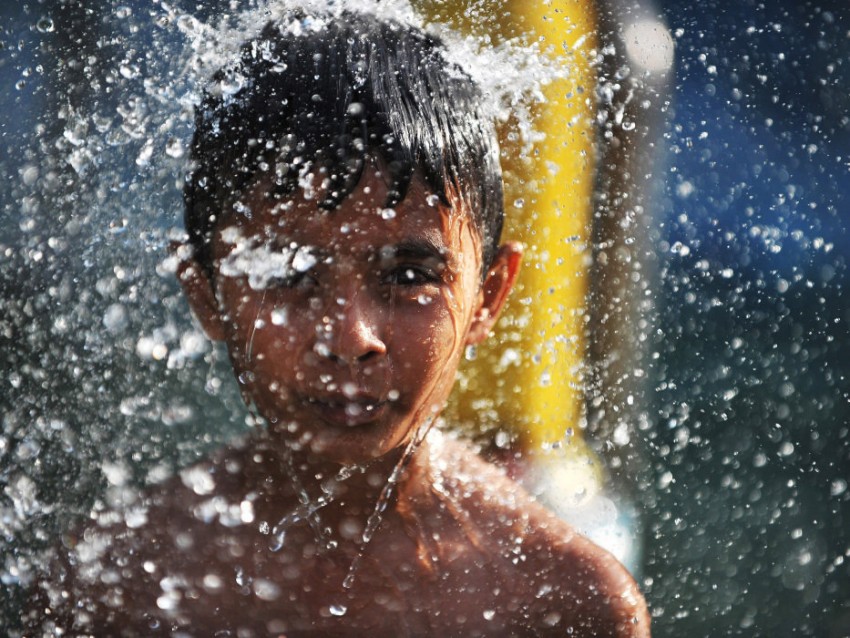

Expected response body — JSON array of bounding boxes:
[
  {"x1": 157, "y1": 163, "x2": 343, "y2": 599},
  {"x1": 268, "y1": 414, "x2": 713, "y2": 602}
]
[{"x1": 25, "y1": 10, "x2": 649, "y2": 636}]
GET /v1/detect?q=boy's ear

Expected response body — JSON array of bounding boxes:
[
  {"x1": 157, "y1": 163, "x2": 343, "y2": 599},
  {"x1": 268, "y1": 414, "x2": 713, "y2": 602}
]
[
  {"x1": 466, "y1": 242, "x2": 523, "y2": 345},
  {"x1": 171, "y1": 241, "x2": 226, "y2": 342}
]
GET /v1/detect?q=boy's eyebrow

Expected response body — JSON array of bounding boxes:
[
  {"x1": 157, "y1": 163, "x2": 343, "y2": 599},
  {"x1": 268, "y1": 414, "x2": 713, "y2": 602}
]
[{"x1": 379, "y1": 239, "x2": 449, "y2": 263}]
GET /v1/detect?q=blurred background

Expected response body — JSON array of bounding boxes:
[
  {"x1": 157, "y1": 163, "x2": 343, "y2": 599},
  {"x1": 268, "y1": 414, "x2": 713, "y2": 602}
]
[
  {"x1": 1, "y1": 0, "x2": 848, "y2": 635},
  {"x1": 642, "y1": 1, "x2": 849, "y2": 634}
]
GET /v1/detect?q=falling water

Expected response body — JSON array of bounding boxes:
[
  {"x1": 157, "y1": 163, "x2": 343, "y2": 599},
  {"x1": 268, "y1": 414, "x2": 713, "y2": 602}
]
[
  {"x1": 342, "y1": 414, "x2": 434, "y2": 589},
  {"x1": 5, "y1": 0, "x2": 850, "y2": 634},
  {"x1": 1, "y1": 0, "x2": 575, "y2": 622}
]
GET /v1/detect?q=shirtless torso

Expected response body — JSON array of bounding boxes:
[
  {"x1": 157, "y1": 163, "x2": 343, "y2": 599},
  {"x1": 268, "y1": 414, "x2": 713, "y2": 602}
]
[{"x1": 25, "y1": 431, "x2": 649, "y2": 637}]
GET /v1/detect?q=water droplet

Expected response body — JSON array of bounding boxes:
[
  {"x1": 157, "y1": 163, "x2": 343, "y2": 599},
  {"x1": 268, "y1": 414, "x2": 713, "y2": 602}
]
[
  {"x1": 345, "y1": 403, "x2": 363, "y2": 417},
  {"x1": 465, "y1": 344, "x2": 477, "y2": 361},
  {"x1": 36, "y1": 17, "x2": 54, "y2": 33},
  {"x1": 165, "y1": 137, "x2": 185, "y2": 158},
  {"x1": 380, "y1": 208, "x2": 397, "y2": 220},
  {"x1": 156, "y1": 592, "x2": 180, "y2": 611},
  {"x1": 292, "y1": 246, "x2": 317, "y2": 272},
  {"x1": 20, "y1": 165, "x2": 38, "y2": 186},
  {"x1": 180, "y1": 466, "x2": 215, "y2": 496},
  {"x1": 253, "y1": 579, "x2": 281, "y2": 601},
  {"x1": 235, "y1": 567, "x2": 250, "y2": 587},
  {"x1": 329, "y1": 603, "x2": 347, "y2": 617},
  {"x1": 136, "y1": 139, "x2": 154, "y2": 166},
  {"x1": 218, "y1": 70, "x2": 245, "y2": 96},
  {"x1": 268, "y1": 535, "x2": 284, "y2": 552},
  {"x1": 203, "y1": 574, "x2": 223, "y2": 592},
  {"x1": 119, "y1": 64, "x2": 139, "y2": 79},
  {"x1": 543, "y1": 611, "x2": 563, "y2": 627},
  {"x1": 483, "y1": 609, "x2": 495, "y2": 620},
  {"x1": 271, "y1": 307, "x2": 288, "y2": 326},
  {"x1": 103, "y1": 303, "x2": 128, "y2": 334}
]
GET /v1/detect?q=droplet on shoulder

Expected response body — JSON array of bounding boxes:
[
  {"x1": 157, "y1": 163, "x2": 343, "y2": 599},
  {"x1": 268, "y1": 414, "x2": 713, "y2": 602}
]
[
  {"x1": 329, "y1": 603, "x2": 348, "y2": 616},
  {"x1": 543, "y1": 611, "x2": 562, "y2": 627},
  {"x1": 253, "y1": 579, "x2": 281, "y2": 601}
]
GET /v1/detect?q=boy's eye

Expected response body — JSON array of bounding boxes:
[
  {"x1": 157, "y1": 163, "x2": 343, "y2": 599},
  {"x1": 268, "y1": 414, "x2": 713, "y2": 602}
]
[{"x1": 384, "y1": 265, "x2": 440, "y2": 287}]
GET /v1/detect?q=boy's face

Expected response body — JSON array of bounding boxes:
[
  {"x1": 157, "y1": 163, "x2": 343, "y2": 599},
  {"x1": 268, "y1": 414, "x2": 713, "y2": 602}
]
[{"x1": 180, "y1": 164, "x2": 520, "y2": 465}]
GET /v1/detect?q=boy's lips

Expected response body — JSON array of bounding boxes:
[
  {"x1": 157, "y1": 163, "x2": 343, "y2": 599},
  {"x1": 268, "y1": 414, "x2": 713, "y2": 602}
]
[{"x1": 302, "y1": 394, "x2": 389, "y2": 427}]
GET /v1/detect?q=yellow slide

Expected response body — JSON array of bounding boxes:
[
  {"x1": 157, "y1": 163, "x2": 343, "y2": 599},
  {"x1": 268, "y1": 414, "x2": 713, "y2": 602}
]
[{"x1": 414, "y1": 0, "x2": 599, "y2": 473}]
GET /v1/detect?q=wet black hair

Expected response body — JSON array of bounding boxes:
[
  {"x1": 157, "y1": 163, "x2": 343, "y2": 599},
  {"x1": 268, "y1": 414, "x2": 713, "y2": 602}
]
[{"x1": 184, "y1": 10, "x2": 504, "y2": 276}]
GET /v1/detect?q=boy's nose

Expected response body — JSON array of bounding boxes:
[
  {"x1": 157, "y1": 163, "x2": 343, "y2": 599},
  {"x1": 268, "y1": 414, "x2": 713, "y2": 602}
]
[{"x1": 321, "y1": 294, "x2": 387, "y2": 364}]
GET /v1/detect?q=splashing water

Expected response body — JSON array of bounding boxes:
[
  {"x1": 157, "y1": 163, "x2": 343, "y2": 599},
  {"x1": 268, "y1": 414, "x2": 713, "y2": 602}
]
[
  {"x1": 342, "y1": 414, "x2": 435, "y2": 589},
  {"x1": 171, "y1": 0, "x2": 570, "y2": 156},
  {"x1": 217, "y1": 226, "x2": 319, "y2": 291},
  {"x1": 0, "y1": 0, "x2": 586, "y2": 623},
  {"x1": 269, "y1": 449, "x2": 338, "y2": 552}
]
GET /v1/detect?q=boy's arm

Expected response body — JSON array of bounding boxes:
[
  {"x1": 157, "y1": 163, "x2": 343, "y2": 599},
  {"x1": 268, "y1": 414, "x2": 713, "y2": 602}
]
[
  {"x1": 521, "y1": 518, "x2": 651, "y2": 637},
  {"x1": 20, "y1": 522, "x2": 164, "y2": 635}
]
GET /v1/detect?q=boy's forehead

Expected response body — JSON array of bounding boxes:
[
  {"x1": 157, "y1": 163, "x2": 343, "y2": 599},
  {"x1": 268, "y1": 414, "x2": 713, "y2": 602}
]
[
  {"x1": 224, "y1": 169, "x2": 472, "y2": 256},
  {"x1": 231, "y1": 204, "x2": 455, "y2": 260}
]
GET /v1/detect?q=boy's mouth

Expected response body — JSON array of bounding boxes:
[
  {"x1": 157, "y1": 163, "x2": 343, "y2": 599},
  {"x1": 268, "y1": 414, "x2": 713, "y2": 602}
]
[{"x1": 303, "y1": 394, "x2": 388, "y2": 427}]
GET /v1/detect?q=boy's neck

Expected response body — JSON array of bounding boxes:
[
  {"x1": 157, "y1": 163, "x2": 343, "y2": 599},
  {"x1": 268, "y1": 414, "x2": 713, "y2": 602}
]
[{"x1": 245, "y1": 429, "x2": 432, "y2": 550}]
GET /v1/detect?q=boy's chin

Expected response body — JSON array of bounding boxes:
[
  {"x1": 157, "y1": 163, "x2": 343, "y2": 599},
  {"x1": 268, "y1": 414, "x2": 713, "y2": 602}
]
[
  {"x1": 262, "y1": 421, "x2": 399, "y2": 467},
  {"x1": 307, "y1": 429, "x2": 413, "y2": 467}
]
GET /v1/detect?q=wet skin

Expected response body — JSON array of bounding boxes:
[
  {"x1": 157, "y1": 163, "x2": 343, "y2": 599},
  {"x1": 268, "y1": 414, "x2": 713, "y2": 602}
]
[
  {"x1": 27, "y1": 435, "x2": 649, "y2": 636},
  {"x1": 187, "y1": 165, "x2": 516, "y2": 466},
  {"x1": 24, "y1": 166, "x2": 650, "y2": 636}
]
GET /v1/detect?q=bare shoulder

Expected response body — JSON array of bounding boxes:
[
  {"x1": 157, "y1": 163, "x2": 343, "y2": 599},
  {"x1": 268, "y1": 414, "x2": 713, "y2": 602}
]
[
  {"x1": 22, "y1": 441, "x2": 262, "y2": 633},
  {"x1": 425, "y1": 431, "x2": 651, "y2": 637}
]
